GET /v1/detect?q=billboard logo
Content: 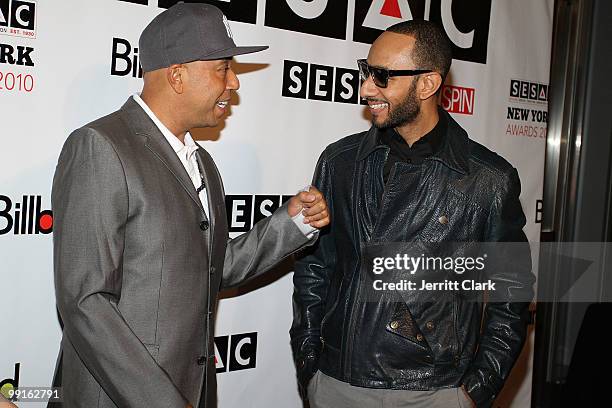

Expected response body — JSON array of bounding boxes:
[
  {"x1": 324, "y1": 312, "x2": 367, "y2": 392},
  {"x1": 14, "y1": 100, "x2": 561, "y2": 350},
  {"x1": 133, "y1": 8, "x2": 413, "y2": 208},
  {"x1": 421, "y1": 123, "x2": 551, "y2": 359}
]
[
  {"x1": 353, "y1": 0, "x2": 492, "y2": 64},
  {"x1": 441, "y1": 85, "x2": 474, "y2": 115},
  {"x1": 0, "y1": 363, "x2": 19, "y2": 401},
  {"x1": 0, "y1": 195, "x2": 52, "y2": 235},
  {"x1": 214, "y1": 332, "x2": 257, "y2": 373},
  {"x1": 0, "y1": 0, "x2": 36, "y2": 39},
  {"x1": 110, "y1": 38, "x2": 143, "y2": 78}
]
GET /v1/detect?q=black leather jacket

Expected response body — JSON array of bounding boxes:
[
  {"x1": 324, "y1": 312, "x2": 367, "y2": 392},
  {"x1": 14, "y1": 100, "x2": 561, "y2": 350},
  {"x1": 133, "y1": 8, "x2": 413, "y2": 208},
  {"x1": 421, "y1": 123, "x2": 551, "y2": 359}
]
[{"x1": 291, "y1": 111, "x2": 535, "y2": 407}]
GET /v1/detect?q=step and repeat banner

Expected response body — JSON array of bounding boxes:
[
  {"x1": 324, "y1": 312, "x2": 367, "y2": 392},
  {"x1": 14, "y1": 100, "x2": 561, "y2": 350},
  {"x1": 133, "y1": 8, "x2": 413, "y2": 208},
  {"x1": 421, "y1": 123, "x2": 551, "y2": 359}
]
[{"x1": 1, "y1": 0, "x2": 552, "y2": 406}]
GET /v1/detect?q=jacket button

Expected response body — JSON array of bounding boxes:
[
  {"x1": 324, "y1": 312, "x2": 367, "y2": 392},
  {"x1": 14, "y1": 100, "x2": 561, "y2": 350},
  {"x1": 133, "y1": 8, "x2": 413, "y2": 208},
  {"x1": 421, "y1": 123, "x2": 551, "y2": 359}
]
[
  {"x1": 200, "y1": 220, "x2": 209, "y2": 231},
  {"x1": 390, "y1": 321, "x2": 400, "y2": 329},
  {"x1": 210, "y1": 266, "x2": 215, "y2": 275},
  {"x1": 416, "y1": 334, "x2": 424, "y2": 342},
  {"x1": 438, "y1": 215, "x2": 449, "y2": 224},
  {"x1": 426, "y1": 321, "x2": 435, "y2": 330},
  {"x1": 297, "y1": 359, "x2": 305, "y2": 369},
  {"x1": 197, "y1": 356, "x2": 206, "y2": 365}
]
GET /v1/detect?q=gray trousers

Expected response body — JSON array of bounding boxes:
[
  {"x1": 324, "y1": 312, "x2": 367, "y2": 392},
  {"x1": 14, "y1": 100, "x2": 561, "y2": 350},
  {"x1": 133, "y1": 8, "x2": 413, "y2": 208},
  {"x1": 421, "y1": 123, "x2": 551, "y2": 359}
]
[{"x1": 307, "y1": 371, "x2": 474, "y2": 408}]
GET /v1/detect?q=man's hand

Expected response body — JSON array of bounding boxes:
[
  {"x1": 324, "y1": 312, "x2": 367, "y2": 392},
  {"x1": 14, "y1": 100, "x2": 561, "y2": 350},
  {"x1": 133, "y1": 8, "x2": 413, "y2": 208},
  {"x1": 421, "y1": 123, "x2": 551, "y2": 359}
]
[{"x1": 287, "y1": 186, "x2": 330, "y2": 229}]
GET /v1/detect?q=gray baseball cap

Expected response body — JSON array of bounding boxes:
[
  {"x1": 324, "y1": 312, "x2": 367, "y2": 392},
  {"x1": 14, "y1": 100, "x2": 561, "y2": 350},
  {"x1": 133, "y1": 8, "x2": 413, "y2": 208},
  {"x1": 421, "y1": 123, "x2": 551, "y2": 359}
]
[{"x1": 139, "y1": 2, "x2": 268, "y2": 72}]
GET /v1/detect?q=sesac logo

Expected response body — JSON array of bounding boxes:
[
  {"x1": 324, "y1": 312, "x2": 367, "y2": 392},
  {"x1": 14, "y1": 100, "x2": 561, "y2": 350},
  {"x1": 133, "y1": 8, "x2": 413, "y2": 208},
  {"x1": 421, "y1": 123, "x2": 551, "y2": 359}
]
[
  {"x1": 441, "y1": 85, "x2": 474, "y2": 115},
  {"x1": 354, "y1": 0, "x2": 492, "y2": 64},
  {"x1": 0, "y1": 363, "x2": 19, "y2": 400},
  {"x1": 509, "y1": 79, "x2": 548, "y2": 104},
  {"x1": 505, "y1": 79, "x2": 548, "y2": 139},
  {"x1": 282, "y1": 60, "x2": 367, "y2": 105},
  {"x1": 214, "y1": 332, "x2": 257, "y2": 373},
  {"x1": 0, "y1": 0, "x2": 36, "y2": 39},
  {"x1": 110, "y1": 38, "x2": 143, "y2": 78},
  {"x1": 226, "y1": 194, "x2": 294, "y2": 233},
  {"x1": 0, "y1": 195, "x2": 52, "y2": 235},
  {"x1": 117, "y1": 1, "x2": 491, "y2": 65}
]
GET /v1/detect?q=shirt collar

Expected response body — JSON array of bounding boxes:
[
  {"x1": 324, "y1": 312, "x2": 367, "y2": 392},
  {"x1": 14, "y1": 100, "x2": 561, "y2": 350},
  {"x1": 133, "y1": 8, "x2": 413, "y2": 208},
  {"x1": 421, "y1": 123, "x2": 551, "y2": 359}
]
[
  {"x1": 379, "y1": 112, "x2": 446, "y2": 159},
  {"x1": 132, "y1": 94, "x2": 198, "y2": 157}
]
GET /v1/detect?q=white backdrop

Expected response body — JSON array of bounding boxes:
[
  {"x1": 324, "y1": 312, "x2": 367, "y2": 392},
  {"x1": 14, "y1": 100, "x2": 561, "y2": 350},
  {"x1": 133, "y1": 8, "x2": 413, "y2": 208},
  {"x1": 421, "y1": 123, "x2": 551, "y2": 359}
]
[{"x1": 0, "y1": 0, "x2": 552, "y2": 406}]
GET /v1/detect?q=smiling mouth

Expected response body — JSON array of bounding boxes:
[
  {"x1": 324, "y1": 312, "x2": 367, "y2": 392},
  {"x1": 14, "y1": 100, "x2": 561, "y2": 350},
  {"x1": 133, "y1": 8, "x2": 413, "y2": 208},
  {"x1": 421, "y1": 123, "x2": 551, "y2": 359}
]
[
  {"x1": 216, "y1": 100, "x2": 229, "y2": 109},
  {"x1": 367, "y1": 100, "x2": 389, "y2": 112},
  {"x1": 368, "y1": 102, "x2": 388, "y2": 109}
]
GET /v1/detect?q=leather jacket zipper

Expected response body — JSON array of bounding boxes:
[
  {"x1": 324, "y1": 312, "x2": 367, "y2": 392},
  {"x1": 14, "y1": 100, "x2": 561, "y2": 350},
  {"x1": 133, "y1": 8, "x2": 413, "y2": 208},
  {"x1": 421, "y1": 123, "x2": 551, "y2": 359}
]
[{"x1": 345, "y1": 156, "x2": 395, "y2": 378}]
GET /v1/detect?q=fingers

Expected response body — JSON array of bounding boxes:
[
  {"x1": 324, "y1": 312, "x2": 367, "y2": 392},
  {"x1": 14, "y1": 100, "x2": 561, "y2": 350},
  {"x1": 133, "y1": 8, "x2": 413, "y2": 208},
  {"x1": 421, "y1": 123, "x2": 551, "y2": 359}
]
[
  {"x1": 297, "y1": 190, "x2": 319, "y2": 205},
  {"x1": 302, "y1": 201, "x2": 327, "y2": 217},
  {"x1": 304, "y1": 215, "x2": 330, "y2": 228}
]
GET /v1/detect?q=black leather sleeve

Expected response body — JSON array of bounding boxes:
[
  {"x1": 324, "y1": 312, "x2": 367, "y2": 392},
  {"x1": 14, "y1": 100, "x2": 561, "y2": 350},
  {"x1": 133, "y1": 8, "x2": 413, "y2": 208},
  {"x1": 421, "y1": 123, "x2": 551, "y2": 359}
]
[
  {"x1": 462, "y1": 168, "x2": 536, "y2": 407},
  {"x1": 290, "y1": 150, "x2": 336, "y2": 396}
]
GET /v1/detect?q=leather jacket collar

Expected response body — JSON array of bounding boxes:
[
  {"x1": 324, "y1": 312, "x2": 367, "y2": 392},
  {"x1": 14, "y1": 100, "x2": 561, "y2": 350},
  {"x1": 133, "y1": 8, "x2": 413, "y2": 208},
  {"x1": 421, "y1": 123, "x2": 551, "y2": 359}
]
[{"x1": 356, "y1": 109, "x2": 470, "y2": 175}]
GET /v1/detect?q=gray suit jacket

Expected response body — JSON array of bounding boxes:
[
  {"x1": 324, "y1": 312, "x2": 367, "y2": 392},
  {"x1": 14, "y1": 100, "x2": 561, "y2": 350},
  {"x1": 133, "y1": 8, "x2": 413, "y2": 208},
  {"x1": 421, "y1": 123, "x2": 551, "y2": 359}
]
[{"x1": 50, "y1": 98, "x2": 313, "y2": 407}]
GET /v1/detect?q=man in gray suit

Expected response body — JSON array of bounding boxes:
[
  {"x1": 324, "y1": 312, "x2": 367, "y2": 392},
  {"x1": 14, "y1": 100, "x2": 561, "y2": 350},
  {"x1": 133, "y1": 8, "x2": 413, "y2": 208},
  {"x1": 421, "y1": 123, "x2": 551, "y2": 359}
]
[{"x1": 50, "y1": 3, "x2": 329, "y2": 408}]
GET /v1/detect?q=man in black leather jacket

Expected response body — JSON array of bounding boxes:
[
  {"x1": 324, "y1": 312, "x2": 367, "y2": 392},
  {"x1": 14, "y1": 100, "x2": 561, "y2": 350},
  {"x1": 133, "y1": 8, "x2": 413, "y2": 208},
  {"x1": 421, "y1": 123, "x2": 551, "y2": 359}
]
[{"x1": 291, "y1": 20, "x2": 535, "y2": 408}]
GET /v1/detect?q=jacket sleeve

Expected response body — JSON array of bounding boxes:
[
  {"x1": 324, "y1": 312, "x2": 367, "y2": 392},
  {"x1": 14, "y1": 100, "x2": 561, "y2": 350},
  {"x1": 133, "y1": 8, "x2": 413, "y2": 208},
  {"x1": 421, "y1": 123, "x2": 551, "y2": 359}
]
[
  {"x1": 52, "y1": 128, "x2": 189, "y2": 407},
  {"x1": 221, "y1": 194, "x2": 317, "y2": 289},
  {"x1": 461, "y1": 167, "x2": 535, "y2": 407},
  {"x1": 290, "y1": 151, "x2": 336, "y2": 392}
]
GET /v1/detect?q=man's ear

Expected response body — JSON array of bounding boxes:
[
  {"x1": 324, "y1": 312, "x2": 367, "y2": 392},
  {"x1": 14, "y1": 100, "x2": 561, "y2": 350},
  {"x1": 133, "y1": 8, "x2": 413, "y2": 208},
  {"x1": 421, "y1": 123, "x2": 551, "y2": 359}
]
[
  {"x1": 166, "y1": 64, "x2": 185, "y2": 94},
  {"x1": 418, "y1": 72, "x2": 443, "y2": 100}
]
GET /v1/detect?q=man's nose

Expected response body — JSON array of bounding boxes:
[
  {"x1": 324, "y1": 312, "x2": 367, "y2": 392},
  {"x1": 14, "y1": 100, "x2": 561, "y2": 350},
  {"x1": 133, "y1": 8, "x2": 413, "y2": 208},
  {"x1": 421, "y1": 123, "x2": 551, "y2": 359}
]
[
  {"x1": 227, "y1": 68, "x2": 240, "y2": 90},
  {"x1": 360, "y1": 75, "x2": 378, "y2": 99}
]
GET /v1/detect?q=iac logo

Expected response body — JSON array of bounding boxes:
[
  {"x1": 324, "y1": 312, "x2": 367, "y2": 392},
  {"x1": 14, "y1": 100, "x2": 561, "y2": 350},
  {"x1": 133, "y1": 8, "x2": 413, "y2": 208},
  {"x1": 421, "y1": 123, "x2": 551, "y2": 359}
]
[
  {"x1": 353, "y1": 0, "x2": 492, "y2": 64},
  {"x1": 214, "y1": 332, "x2": 257, "y2": 373},
  {"x1": 0, "y1": 195, "x2": 53, "y2": 235},
  {"x1": 0, "y1": 363, "x2": 19, "y2": 401},
  {"x1": 0, "y1": 0, "x2": 36, "y2": 39},
  {"x1": 281, "y1": 60, "x2": 367, "y2": 105}
]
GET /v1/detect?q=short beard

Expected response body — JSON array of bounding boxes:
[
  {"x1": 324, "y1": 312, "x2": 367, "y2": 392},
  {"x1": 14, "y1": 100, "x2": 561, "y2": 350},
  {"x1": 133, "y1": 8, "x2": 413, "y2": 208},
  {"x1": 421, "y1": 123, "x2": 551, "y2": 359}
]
[{"x1": 372, "y1": 78, "x2": 420, "y2": 129}]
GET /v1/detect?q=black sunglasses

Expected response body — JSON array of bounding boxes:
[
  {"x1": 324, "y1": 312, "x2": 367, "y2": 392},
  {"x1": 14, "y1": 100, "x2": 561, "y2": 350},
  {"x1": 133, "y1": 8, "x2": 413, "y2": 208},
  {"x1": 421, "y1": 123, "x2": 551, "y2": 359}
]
[{"x1": 357, "y1": 59, "x2": 433, "y2": 88}]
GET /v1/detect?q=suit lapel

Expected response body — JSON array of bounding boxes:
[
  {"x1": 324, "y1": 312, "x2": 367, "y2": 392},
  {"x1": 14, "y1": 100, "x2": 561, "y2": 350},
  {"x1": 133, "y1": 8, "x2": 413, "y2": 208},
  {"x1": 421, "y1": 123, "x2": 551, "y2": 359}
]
[
  {"x1": 195, "y1": 145, "x2": 226, "y2": 256},
  {"x1": 119, "y1": 97, "x2": 204, "y2": 213}
]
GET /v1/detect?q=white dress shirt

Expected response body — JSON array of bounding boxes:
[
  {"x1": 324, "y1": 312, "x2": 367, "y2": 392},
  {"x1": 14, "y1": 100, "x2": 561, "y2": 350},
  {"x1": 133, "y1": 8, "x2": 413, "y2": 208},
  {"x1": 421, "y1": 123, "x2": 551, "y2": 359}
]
[
  {"x1": 132, "y1": 94, "x2": 317, "y2": 237},
  {"x1": 133, "y1": 94, "x2": 210, "y2": 218}
]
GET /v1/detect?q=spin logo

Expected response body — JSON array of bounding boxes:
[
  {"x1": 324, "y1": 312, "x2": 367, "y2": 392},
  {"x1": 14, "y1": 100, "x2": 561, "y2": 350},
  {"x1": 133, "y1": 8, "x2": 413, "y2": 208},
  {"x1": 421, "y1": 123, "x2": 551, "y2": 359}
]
[
  {"x1": 441, "y1": 85, "x2": 475, "y2": 115},
  {"x1": 214, "y1": 332, "x2": 257, "y2": 373},
  {"x1": 0, "y1": 195, "x2": 52, "y2": 235},
  {"x1": 0, "y1": 0, "x2": 36, "y2": 39}
]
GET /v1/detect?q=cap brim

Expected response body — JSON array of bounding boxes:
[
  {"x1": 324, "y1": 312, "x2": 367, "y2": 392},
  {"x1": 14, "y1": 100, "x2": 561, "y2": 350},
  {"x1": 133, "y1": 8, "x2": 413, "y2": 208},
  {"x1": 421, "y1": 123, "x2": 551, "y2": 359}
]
[{"x1": 201, "y1": 45, "x2": 269, "y2": 60}]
